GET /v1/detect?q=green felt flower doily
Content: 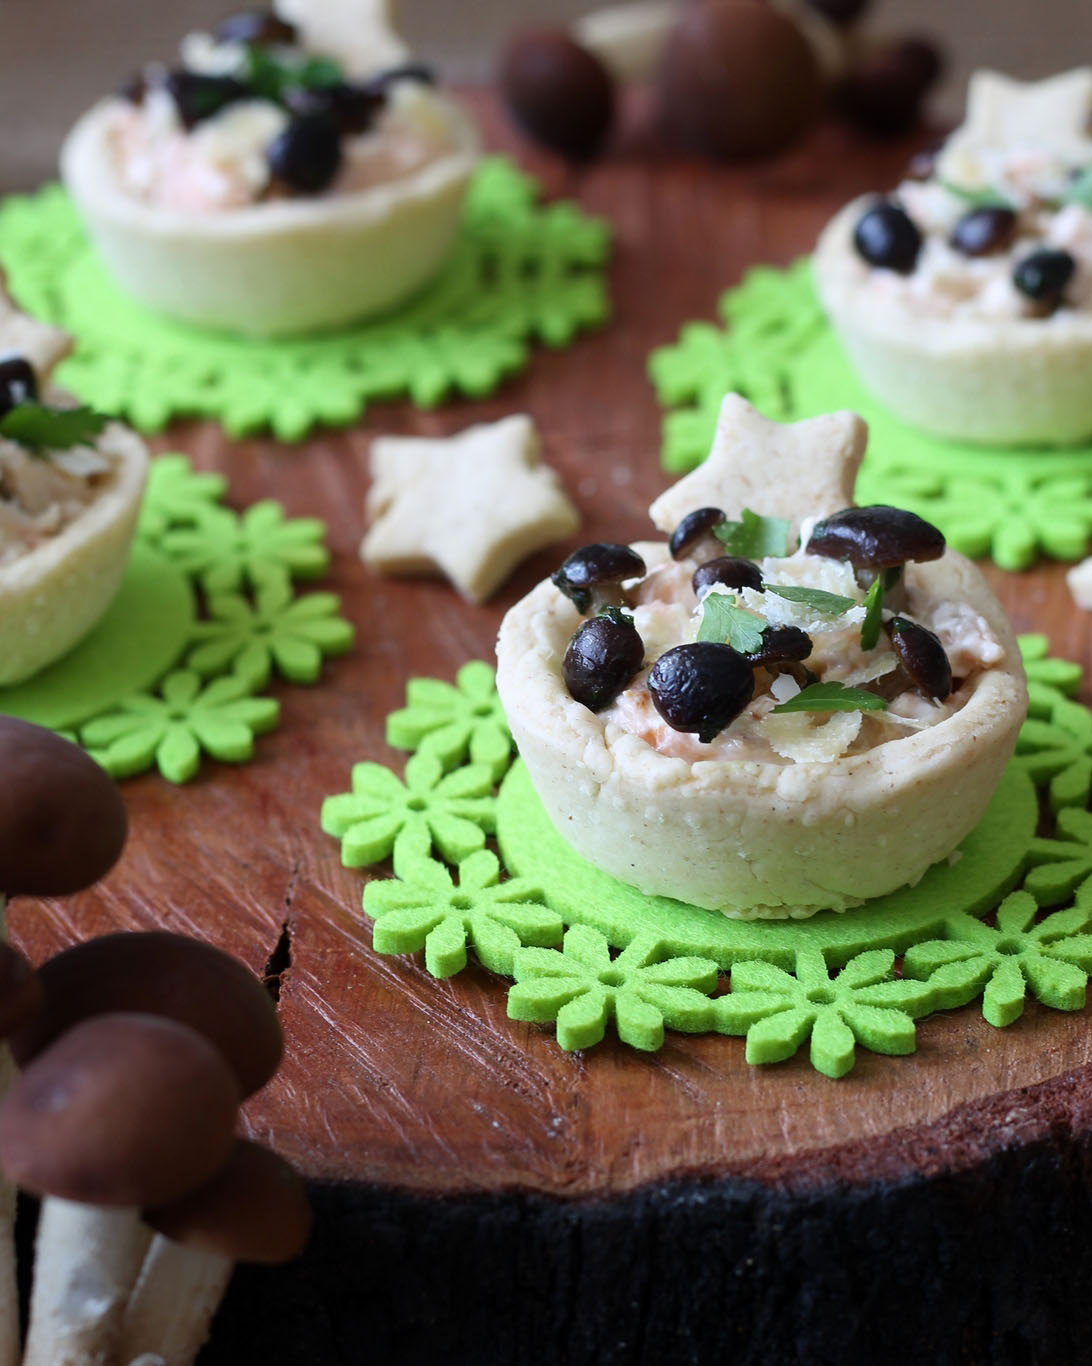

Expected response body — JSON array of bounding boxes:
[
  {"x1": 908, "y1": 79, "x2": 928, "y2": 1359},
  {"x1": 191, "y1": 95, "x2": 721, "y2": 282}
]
[
  {"x1": 0, "y1": 454, "x2": 353, "y2": 783},
  {"x1": 0, "y1": 159, "x2": 609, "y2": 441},
  {"x1": 648, "y1": 260, "x2": 1092, "y2": 571},
  {"x1": 323, "y1": 639, "x2": 1092, "y2": 1078}
]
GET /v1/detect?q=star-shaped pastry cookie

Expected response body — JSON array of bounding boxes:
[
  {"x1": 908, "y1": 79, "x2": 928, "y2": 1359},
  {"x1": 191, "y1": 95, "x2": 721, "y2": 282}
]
[
  {"x1": 938, "y1": 67, "x2": 1092, "y2": 182},
  {"x1": 361, "y1": 415, "x2": 581, "y2": 603},
  {"x1": 648, "y1": 394, "x2": 866, "y2": 538},
  {"x1": 0, "y1": 282, "x2": 72, "y2": 385},
  {"x1": 274, "y1": 0, "x2": 408, "y2": 76}
]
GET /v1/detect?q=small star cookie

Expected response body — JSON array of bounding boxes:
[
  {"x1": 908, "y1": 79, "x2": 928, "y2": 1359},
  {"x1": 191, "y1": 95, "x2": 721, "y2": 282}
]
[
  {"x1": 938, "y1": 67, "x2": 1092, "y2": 185},
  {"x1": 0, "y1": 281, "x2": 72, "y2": 385},
  {"x1": 648, "y1": 393, "x2": 866, "y2": 539},
  {"x1": 361, "y1": 415, "x2": 581, "y2": 604},
  {"x1": 274, "y1": 0, "x2": 408, "y2": 76}
]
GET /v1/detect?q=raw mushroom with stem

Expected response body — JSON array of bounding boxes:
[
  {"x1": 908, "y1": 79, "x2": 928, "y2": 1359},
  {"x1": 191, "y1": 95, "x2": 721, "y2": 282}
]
[
  {"x1": 121, "y1": 1139, "x2": 312, "y2": 1366},
  {"x1": 0, "y1": 1013, "x2": 240, "y2": 1366},
  {"x1": 8, "y1": 931, "x2": 284, "y2": 1365},
  {"x1": 0, "y1": 716, "x2": 127, "y2": 1366},
  {"x1": 11, "y1": 931, "x2": 283, "y2": 1097}
]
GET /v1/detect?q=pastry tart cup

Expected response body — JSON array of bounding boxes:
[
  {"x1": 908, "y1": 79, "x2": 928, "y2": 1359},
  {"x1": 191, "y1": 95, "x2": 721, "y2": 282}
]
[
  {"x1": 814, "y1": 196, "x2": 1092, "y2": 447},
  {"x1": 60, "y1": 97, "x2": 479, "y2": 339},
  {"x1": 0, "y1": 423, "x2": 148, "y2": 687},
  {"x1": 495, "y1": 397, "x2": 1028, "y2": 918}
]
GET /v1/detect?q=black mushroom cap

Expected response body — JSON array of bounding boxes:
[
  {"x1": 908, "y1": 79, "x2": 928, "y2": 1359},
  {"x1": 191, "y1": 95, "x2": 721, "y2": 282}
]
[
  {"x1": 146, "y1": 1138, "x2": 312, "y2": 1264},
  {"x1": 267, "y1": 113, "x2": 344, "y2": 195},
  {"x1": 10, "y1": 931, "x2": 282, "y2": 1098},
  {"x1": 648, "y1": 643, "x2": 755, "y2": 745},
  {"x1": 0, "y1": 1013, "x2": 239, "y2": 1207},
  {"x1": 0, "y1": 717, "x2": 127, "y2": 897},
  {"x1": 0, "y1": 944, "x2": 41, "y2": 1042},
  {"x1": 950, "y1": 206, "x2": 1017, "y2": 257},
  {"x1": 692, "y1": 556, "x2": 764, "y2": 597},
  {"x1": 852, "y1": 201, "x2": 922, "y2": 274},
  {"x1": 562, "y1": 612, "x2": 644, "y2": 712},
  {"x1": 885, "y1": 617, "x2": 952, "y2": 700},
  {"x1": 214, "y1": 9, "x2": 299, "y2": 45},
  {"x1": 551, "y1": 543, "x2": 646, "y2": 614},
  {"x1": 745, "y1": 624, "x2": 813, "y2": 669},
  {"x1": 806, "y1": 505, "x2": 945, "y2": 570},
  {"x1": 0, "y1": 355, "x2": 38, "y2": 419},
  {"x1": 669, "y1": 507, "x2": 725, "y2": 560},
  {"x1": 1013, "y1": 249, "x2": 1076, "y2": 310}
]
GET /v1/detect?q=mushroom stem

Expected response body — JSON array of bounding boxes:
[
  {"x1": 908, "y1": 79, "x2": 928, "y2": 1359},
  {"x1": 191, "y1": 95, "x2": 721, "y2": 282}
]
[
  {"x1": 121, "y1": 1237, "x2": 234, "y2": 1366},
  {"x1": 22, "y1": 1200, "x2": 152, "y2": 1366},
  {"x1": 0, "y1": 898, "x2": 19, "y2": 1366}
]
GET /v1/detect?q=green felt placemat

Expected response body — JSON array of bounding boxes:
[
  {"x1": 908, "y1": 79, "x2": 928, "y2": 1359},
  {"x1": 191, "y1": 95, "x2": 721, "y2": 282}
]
[
  {"x1": 321, "y1": 642, "x2": 1092, "y2": 1078},
  {"x1": 0, "y1": 454, "x2": 353, "y2": 783},
  {"x1": 0, "y1": 158, "x2": 610, "y2": 441},
  {"x1": 648, "y1": 260, "x2": 1092, "y2": 571}
]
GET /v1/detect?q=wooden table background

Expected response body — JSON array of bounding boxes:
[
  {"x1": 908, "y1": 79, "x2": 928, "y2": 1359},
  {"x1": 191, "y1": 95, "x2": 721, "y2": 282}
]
[{"x1": 11, "y1": 96, "x2": 1092, "y2": 1200}]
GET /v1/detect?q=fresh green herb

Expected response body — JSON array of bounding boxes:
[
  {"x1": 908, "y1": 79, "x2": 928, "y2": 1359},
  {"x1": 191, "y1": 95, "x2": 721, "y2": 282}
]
[
  {"x1": 939, "y1": 180, "x2": 1015, "y2": 210},
  {"x1": 244, "y1": 44, "x2": 343, "y2": 104},
  {"x1": 771, "y1": 682, "x2": 888, "y2": 714},
  {"x1": 713, "y1": 509, "x2": 791, "y2": 559},
  {"x1": 860, "y1": 576, "x2": 885, "y2": 651},
  {"x1": 765, "y1": 585, "x2": 857, "y2": 615},
  {"x1": 697, "y1": 593, "x2": 765, "y2": 655},
  {"x1": 1063, "y1": 166, "x2": 1092, "y2": 209},
  {"x1": 0, "y1": 403, "x2": 109, "y2": 453},
  {"x1": 598, "y1": 605, "x2": 634, "y2": 628}
]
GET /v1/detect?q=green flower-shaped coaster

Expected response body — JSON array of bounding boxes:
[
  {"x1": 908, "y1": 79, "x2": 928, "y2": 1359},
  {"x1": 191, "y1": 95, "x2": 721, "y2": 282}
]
[
  {"x1": 0, "y1": 454, "x2": 353, "y2": 783},
  {"x1": 648, "y1": 260, "x2": 1092, "y2": 570},
  {"x1": 0, "y1": 159, "x2": 609, "y2": 441},
  {"x1": 322, "y1": 640, "x2": 1092, "y2": 1078}
]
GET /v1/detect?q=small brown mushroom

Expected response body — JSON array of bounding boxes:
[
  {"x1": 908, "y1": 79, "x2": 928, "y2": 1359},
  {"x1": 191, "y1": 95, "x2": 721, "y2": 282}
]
[
  {"x1": 11, "y1": 930, "x2": 282, "y2": 1098},
  {"x1": 122, "y1": 1140, "x2": 312, "y2": 1365},
  {"x1": 0, "y1": 717, "x2": 127, "y2": 897},
  {"x1": 2, "y1": 1014, "x2": 239, "y2": 1366}
]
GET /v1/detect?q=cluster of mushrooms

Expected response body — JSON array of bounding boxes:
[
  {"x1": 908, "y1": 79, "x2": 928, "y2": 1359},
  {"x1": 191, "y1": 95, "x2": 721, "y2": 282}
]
[
  {"x1": 553, "y1": 504, "x2": 954, "y2": 745},
  {"x1": 0, "y1": 717, "x2": 309, "y2": 1366},
  {"x1": 854, "y1": 191, "x2": 1079, "y2": 315},
  {"x1": 122, "y1": 8, "x2": 435, "y2": 196}
]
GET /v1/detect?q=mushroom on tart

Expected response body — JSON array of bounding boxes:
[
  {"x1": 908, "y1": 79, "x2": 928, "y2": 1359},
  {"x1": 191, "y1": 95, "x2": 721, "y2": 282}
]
[{"x1": 496, "y1": 395, "x2": 1027, "y2": 919}]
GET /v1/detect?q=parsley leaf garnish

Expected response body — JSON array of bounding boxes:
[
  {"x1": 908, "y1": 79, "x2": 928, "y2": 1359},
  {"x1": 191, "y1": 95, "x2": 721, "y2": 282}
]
[
  {"x1": 939, "y1": 180, "x2": 1015, "y2": 210},
  {"x1": 714, "y1": 509, "x2": 791, "y2": 559},
  {"x1": 1063, "y1": 166, "x2": 1092, "y2": 209},
  {"x1": 697, "y1": 593, "x2": 765, "y2": 654},
  {"x1": 860, "y1": 576, "x2": 885, "y2": 651},
  {"x1": 243, "y1": 44, "x2": 343, "y2": 104},
  {"x1": 598, "y1": 605, "x2": 634, "y2": 628},
  {"x1": 771, "y1": 682, "x2": 887, "y2": 714},
  {"x1": 0, "y1": 403, "x2": 109, "y2": 454},
  {"x1": 765, "y1": 585, "x2": 857, "y2": 615}
]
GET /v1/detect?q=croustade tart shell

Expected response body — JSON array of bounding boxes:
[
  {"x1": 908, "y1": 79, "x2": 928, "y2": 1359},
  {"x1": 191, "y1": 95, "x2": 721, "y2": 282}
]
[
  {"x1": 60, "y1": 96, "x2": 479, "y2": 339},
  {"x1": 813, "y1": 196, "x2": 1092, "y2": 446},
  {"x1": 496, "y1": 396, "x2": 1028, "y2": 918},
  {"x1": 0, "y1": 419, "x2": 147, "y2": 687}
]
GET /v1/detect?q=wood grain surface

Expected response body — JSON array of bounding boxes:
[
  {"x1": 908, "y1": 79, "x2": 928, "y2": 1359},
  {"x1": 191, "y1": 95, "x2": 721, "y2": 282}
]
[{"x1": 11, "y1": 96, "x2": 1092, "y2": 1200}]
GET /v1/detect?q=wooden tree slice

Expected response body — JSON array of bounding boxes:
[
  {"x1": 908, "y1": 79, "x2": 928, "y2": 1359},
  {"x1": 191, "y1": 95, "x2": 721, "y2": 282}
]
[{"x1": 10, "y1": 104, "x2": 1092, "y2": 1364}]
